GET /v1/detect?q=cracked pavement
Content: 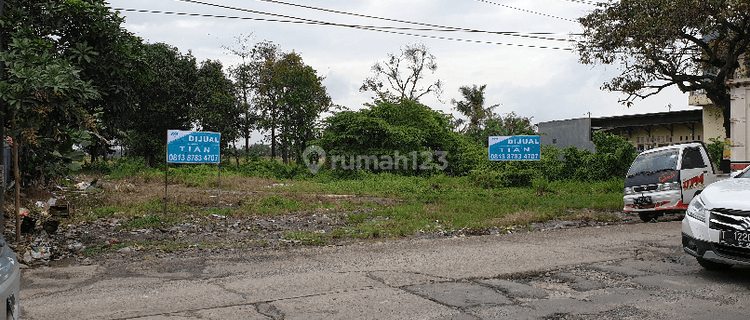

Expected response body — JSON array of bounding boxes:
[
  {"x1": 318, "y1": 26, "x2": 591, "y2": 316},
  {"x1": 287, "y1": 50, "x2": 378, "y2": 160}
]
[{"x1": 20, "y1": 220, "x2": 750, "y2": 319}]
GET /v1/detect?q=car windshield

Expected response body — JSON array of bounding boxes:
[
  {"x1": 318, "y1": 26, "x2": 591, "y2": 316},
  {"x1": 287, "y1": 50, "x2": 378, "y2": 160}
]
[
  {"x1": 627, "y1": 149, "x2": 679, "y2": 176},
  {"x1": 735, "y1": 168, "x2": 750, "y2": 178}
]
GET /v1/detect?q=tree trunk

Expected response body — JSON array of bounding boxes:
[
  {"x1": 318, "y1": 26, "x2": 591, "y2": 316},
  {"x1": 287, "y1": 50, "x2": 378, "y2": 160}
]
[
  {"x1": 281, "y1": 137, "x2": 288, "y2": 164},
  {"x1": 12, "y1": 114, "x2": 20, "y2": 242},
  {"x1": 271, "y1": 111, "x2": 277, "y2": 160},
  {"x1": 244, "y1": 90, "x2": 250, "y2": 155},
  {"x1": 233, "y1": 141, "x2": 240, "y2": 167}
]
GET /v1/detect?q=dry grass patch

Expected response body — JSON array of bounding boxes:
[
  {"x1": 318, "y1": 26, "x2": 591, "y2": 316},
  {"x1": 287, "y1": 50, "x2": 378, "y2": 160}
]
[{"x1": 493, "y1": 211, "x2": 547, "y2": 226}]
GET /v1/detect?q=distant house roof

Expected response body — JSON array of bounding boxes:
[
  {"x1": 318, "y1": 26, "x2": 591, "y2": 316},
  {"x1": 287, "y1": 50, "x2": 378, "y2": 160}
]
[{"x1": 590, "y1": 109, "x2": 702, "y2": 131}]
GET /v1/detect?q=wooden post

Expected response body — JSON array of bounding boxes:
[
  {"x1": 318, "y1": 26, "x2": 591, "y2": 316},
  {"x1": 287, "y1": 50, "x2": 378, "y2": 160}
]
[
  {"x1": 217, "y1": 162, "x2": 221, "y2": 209},
  {"x1": 164, "y1": 161, "x2": 168, "y2": 215},
  {"x1": 12, "y1": 115, "x2": 19, "y2": 242}
]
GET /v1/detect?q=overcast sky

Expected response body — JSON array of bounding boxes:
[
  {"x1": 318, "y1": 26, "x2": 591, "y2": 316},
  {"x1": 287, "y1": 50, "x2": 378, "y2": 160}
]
[{"x1": 105, "y1": 0, "x2": 697, "y2": 143}]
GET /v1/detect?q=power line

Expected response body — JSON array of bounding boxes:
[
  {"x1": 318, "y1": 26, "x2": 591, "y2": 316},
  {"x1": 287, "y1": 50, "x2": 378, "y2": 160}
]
[
  {"x1": 557, "y1": 0, "x2": 601, "y2": 5},
  {"x1": 209, "y1": 0, "x2": 569, "y2": 36},
  {"x1": 112, "y1": 8, "x2": 574, "y2": 51},
  {"x1": 174, "y1": 0, "x2": 570, "y2": 41},
  {"x1": 472, "y1": 0, "x2": 576, "y2": 22}
]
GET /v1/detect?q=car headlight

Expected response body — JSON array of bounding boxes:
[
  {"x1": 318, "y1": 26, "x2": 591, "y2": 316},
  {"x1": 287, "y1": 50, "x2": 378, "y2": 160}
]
[
  {"x1": 658, "y1": 181, "x2": 681, "y2": 191},
  {"x1": 686, "y1": 195, "x2": 707, "y2": 222},
  {"x1": 624, "y1": 187, "x2": 634, "y2": 195}
]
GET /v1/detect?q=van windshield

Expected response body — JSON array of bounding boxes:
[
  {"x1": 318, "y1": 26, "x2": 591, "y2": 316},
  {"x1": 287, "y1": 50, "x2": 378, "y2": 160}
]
[{"x1": 627, "y1": 149, "x2": 679, "y2": 176}]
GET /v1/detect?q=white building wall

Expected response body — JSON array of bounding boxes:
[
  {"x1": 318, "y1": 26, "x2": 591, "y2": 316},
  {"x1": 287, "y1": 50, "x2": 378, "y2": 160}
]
[{"x1": 730, "y1": 79, "x2": 750, "y2": 170}]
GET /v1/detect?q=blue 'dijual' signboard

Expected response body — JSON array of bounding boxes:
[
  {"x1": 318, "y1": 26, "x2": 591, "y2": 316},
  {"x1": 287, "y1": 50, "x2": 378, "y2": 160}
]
[
  {"x1": 488, "y1": 135, "x2": 540, "y2": 161},
  {"x1": 167, "y1": 130, "x2": 221, "y2": 164}
]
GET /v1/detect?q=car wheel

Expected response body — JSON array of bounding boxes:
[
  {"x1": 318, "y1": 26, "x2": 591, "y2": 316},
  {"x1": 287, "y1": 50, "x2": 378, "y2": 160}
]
[
  {"x1": 696, "y1": 257, "x2": 733, "y2": 270},
  {"x1": 638, "y1": 212, "x2": 657, "y2": 223}
]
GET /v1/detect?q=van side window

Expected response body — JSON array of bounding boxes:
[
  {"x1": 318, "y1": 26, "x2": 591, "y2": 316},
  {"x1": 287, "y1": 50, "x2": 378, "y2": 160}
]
[{"x1": 681, "y1": 147, "x2": 705, "y2": 169}]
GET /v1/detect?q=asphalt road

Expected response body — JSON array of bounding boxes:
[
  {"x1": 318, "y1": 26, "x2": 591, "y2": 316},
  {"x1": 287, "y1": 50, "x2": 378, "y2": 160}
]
[{"x1": 20, "y1": 220, "x2": 750, "y2": 319}]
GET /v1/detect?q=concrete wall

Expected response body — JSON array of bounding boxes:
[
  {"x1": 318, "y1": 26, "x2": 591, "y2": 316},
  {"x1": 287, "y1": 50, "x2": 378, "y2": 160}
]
[
  {"x1": 538, "y1": 118, "x2": 595, "y2": 152},
  {"x1": 702, "y1": 104, "x2": 726, "y2": 142},
  {"x1": 616, "y1": 124, "x2": 704, "y2": 152}
]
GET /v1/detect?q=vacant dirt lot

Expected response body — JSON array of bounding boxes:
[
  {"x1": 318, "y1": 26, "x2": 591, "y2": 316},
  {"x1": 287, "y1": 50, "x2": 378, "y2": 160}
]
[{"x1": 5, "y1": 174, "x2": 677, "y2": 269}]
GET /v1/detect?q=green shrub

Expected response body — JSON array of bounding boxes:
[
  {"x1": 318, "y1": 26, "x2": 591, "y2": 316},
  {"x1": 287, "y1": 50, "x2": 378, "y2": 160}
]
[
  {"x1": 315, "y1": 99, "x2": 483, "y2": 176},
  {"x1": 706, "y1": 137, "x2": 724, "y2": 167},
  {"x1": 532, "y1": 176, "x2": 554, "y2": 194},
  {"x1": 537, "y1": 132, "x2": 636, "y2": 182},
  {"x1": 82, "y1": 159, "x2": 113, "y2": 174},
  {"x1": 109, "y1": 157, "x2": 149, "y2": 179}
]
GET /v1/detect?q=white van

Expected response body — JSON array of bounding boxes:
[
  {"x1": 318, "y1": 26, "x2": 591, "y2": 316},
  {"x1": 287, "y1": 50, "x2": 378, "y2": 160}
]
[{"x1": 623, "y1": 142, "x2": 728, "y2": 222}]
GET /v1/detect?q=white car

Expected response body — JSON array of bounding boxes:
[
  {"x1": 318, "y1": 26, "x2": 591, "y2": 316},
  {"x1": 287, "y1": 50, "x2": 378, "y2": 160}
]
[
  {"x1": 682, "y1": 165, "x2": 750, "y2": 270},
  {"x1": 0, "y1": 235, "x2": 19, "y2": 319}
]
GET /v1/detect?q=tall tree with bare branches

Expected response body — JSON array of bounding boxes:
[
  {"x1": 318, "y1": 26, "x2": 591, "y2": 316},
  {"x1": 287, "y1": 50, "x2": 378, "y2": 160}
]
[{"x1": 360, "y1": 42, "x2": 443, "y2": 103}]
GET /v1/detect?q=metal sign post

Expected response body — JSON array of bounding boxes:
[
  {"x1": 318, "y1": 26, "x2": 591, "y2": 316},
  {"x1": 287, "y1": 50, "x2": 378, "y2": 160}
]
[{"x1": 165, "y1": 130, "x2": 221, "y2": 214}]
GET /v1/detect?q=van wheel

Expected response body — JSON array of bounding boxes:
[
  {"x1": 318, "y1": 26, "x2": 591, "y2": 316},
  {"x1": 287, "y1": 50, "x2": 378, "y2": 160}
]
[
  {"x1": 638, "y1": 212, "x2": 658, "y2": 222},
  {"x1": 696, "y1": 257, "x2": 733, "y2": 270}
]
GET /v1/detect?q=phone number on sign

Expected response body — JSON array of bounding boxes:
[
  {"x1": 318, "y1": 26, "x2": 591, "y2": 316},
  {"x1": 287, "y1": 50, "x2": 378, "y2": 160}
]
[
  {"x1": 168, "y1": 154, "x2": 220, "y2": 162},
  {"x1": 489, "y1": 153, "x2": 539, "y2": 160}
]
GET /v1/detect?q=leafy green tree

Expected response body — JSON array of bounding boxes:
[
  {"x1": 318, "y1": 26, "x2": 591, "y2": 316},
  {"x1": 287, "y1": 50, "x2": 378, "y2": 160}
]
[
  {"x1": 2, "y1": 0, "x2": 144, "y2": 162},
  {"x1": 0, "y1": 37, "x2": 99, "y2": 181},
  {"x1": 193, "y1": 60, "x2": 242, "y2": 154},
  {"x1": 464, "y1": 112, "x2": 536, "y2": 147},
  {"x1": 576, "y1": 0, "x2": 750, "y2": 137},
  {"x1": 248, "y1": 44, "x2": 330, "y2": 163},
  {"x1": 223, "y1": 34, "x2": 259, "y2": 155},
  {"x1": 449, "y1": 84, "x2": 534, "y2": 146},
  {"x1": 0, "y1": 0, "x2": 141, "y2": 179},
  {"x1": 274, "y1": 52, "x2": 332, "y2": 164},
  {"x1": 250, "y1": 41, "x2": 284, "y2": 158},
  {"x1": 123, "y1": 43, "x2": 198, "y2": 167},
  {"x1": 247, "y1": 144, "x2": 271, "y2": 158},
  {"x1": 360, "y1": 43, "x2": 443, "y2": 103}
]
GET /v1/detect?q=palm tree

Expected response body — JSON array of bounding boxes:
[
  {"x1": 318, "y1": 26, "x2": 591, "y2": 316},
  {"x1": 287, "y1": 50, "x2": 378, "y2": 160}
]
[{"x1": 451, "y1": 84, "x2": 498, "y2": 134}]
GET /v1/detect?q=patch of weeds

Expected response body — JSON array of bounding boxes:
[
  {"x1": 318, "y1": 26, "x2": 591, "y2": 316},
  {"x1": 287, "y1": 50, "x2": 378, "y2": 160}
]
[
  {"x1": 125, "y1": 198, "x2": 193, "y2": 216},
  {"x1": 117, "y1": 214, "x2": 184, "y2": 230},
  {"x1": 240, "y1": 194, "x2": 300, "y2": 215},
  {"x1": 199, "y1": 207, "x2": 233, "y2": 216},
  {"x1": 92, "y1": 207, "x2": 120, "y2": 218}
]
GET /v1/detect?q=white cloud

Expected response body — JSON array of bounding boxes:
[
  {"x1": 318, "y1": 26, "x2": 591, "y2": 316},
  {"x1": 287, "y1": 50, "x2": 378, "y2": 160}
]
[{"x1": 106, "y1": 0, "x2": 691, "y2": 142}]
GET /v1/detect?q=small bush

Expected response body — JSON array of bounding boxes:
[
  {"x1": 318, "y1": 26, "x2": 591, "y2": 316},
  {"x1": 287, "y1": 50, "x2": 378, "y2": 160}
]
[
  {"x1": 532, "y1": 176, "x2": 554, "y2": 195},
  {"x1": 110, "y1": 157, "x2": 149, "y2": 179},
  {"x1": 706, "y1": 137, "x2": 724, "y2": 167},
  {"x1": 538, "y1": 132, "x2": 637, "y2": 182},
  {"x1": 82, "y1": 160, "x2": 113, "y2": 174}
]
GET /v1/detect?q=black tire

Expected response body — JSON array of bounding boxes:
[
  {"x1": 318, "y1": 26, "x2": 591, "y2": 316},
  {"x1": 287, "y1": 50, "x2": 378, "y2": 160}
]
[
  {"x1": 696, "y1": 257, "x2": 733, "y2": 270},
  {"x1": 638, "y1": 212, "x2": 657, "y2": 223}
]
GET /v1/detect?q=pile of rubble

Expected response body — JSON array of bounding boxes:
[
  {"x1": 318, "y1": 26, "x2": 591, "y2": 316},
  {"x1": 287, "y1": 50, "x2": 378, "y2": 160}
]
[{"x1": 4, "y1": 178, "x2": 85, "y2": 267}]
